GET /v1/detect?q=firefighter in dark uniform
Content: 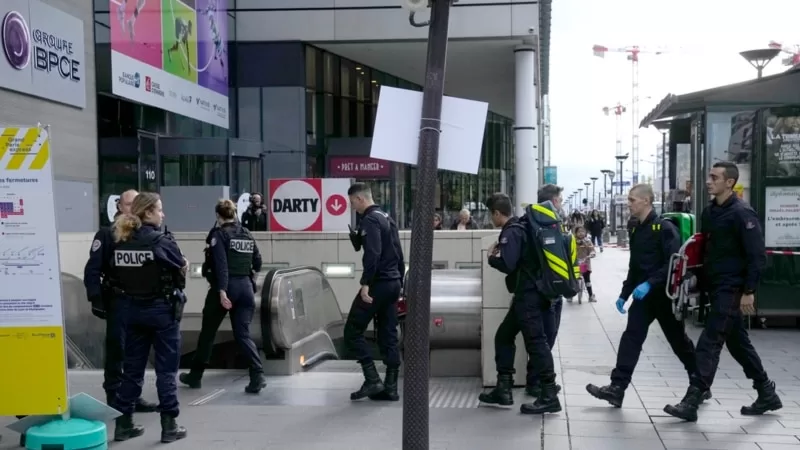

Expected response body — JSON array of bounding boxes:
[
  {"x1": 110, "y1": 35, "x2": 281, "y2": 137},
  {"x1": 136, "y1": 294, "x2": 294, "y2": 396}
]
[
  {"x1": 665, "y1": 162, "x2": 781, "y2": 422},
  {"x1": 478, "y1": 186, "x2": 563, "y2": 415},
  {"x1": 344, "y1": 183, "x2": 405, "y2": 402},
  {"x1": 107, "y1": 192, "x2": 188, "y2": 443},
  {"x1": 586, "y1": 184, "x2": 702, "y2": 407},
  {"x1": 179, "y1": 199, "x2": 266, "y2": 394},
  {"x1": 83, "y1": 189, "x2": 157, "y2": 412}
]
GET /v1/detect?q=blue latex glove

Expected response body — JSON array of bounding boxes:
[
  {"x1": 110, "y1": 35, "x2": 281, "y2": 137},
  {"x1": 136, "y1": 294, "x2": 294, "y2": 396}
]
[
  {"x1": 632, "y1": 282, "x2": 651, "y2": 301},
  {"x1": 615, "y1": 298, "x2": 627, "y2": 314}
]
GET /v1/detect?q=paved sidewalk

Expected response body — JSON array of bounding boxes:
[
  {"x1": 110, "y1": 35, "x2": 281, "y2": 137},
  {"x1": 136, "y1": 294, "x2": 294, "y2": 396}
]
[{"x1": 3, "y1": 248, "x2": 800, "y2": 449}]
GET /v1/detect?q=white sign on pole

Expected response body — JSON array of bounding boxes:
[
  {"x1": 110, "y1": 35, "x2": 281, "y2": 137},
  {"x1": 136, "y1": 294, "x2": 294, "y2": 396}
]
[
  {"x1": 0, "y1": 125, "x2": 69, "y2": 415},
  {"x1": 106, "y1": 194, "x2": 120, "y2": 222},
  {"x1": 764, "y1": 186, "x2": 800, "y2": 248},
  {"x1": 614, "y1": 195, "x2": 627, "y2": 205},
  {"x1": 268, "y1": 178, "x2": 353, "y2": 232},
  {"x1": 370, "y1": 86, "x2": 489, "y2": 175},
  {"x1": 236, "y1": 192, "x2": 250, "y2": 222}
]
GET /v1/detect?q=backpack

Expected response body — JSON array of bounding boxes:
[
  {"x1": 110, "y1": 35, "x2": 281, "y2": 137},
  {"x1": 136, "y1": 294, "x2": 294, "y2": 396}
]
[{"x1": 521, "y1": 201, "x2": 581, "y2": 298}]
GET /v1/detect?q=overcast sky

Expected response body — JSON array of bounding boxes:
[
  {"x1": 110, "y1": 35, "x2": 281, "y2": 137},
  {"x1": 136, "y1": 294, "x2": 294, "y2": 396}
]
[{"x1": 548, "y1": 0, "x2": 800, "y2": 203}]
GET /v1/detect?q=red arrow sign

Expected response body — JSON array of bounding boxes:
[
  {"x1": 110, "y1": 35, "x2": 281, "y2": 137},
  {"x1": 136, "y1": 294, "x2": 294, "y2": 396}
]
[{"x1": 326, "y1": 194, "x2": 347, "y2": 216}]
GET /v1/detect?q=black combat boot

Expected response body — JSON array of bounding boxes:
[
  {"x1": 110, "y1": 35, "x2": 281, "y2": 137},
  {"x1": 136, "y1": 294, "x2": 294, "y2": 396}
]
[
  {"x1": 179, "y1": 370, "x2": 203, "y2": 389},
  {"x1": 663, "y1": 386, "x2": 704, "y2": 422},
  {"x1": 478, "y1": 373, "x2": 514, "y2": 406},
  {"x1": 350, "y1": 361, "x2": 385, "y2": 400},
  {"x1": 525, "y1": 383, "x2": 561, "y2": 397},
  {"x1": 741, "y1": 379, "x2": 782, "y2": 415},
  {"x1": 520, "y1": 380, "x2": 562, "y2": 414},
  {"x1": 114, "y1": 414, "x2": 145, "y2": 441},
  {"x1": 369, "y1": 366, "x2": 400, "y2": 401},
  {"x1": 586, "y1": 383, "x2": 625, "y2": 408},
  {"x1": 245, "y1": 373, "x2": 267, "y2": 394},
  {"x1": 134, "y1": 397, "x2": 159, "y2": 413},
  {"x1": 160, "y1": 413, "x2": 187, "y2": 443}
]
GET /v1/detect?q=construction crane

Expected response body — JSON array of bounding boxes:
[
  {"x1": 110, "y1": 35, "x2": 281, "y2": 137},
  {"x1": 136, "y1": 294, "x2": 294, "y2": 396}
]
[
  {"x1": 601, "y1": 102, "x2": 627, "y2": 157},
  {"x1": 768, "y1": 41, "x2": 800, "y2": 67},
  {"x1": 593, "y1": 45, "x2": 670, "y2": 184}
]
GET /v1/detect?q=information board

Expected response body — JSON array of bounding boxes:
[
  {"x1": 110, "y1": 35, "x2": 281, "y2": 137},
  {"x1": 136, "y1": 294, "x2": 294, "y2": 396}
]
[
  {"x1": 0, "y1": 126, "x2": 68, "y2": 415},
  {"x1": 765, "y1": 186, "x2": 800, "y2": 248}
]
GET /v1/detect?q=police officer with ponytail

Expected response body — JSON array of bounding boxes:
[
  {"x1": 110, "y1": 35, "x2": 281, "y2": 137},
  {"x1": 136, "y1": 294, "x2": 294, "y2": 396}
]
[
  {"x1": 108, "y1": 192, "x2": 188, "y2": 444},
  {"x1": 179, "y1": 200, "x2": 266, "y2": 394}
]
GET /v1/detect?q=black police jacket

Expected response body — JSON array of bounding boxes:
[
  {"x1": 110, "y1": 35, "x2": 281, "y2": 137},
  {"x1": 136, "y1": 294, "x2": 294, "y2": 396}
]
[
  {"x1": 84, "y1": 225, "x2": 116, "y2": 302},
  {"x1": 111, "y1": 225, "x2": 185, "y2": 298},
  {"x1": 208, "y1": 222, "x2": 264, "y2": 292},
  {"x1": 701, "y1": 194, "x2": 765, "y2": 292},
  {"x1": 358, "y1": 205, "x2": 405, "y2": 286},
  {"x1": 619, "y1": 210, "x2": 681, "y2": 300},
  {"x1": 488, "y1": 216, "x2": 541, "y2": 294}
]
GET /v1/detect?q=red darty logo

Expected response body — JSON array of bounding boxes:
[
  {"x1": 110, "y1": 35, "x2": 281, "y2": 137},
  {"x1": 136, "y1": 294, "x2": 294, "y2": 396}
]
[{"x1": 271, "y1": 180, "x2": 321, "y2": 230}]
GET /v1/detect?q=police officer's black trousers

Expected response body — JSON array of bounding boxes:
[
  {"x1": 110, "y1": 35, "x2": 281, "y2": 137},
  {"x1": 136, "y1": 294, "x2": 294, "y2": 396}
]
[
  {"x1": 191, "y1": 278, "x2": 263, "y2": 376},
  {"x1": 103, "y1": 301, "x2": 125, "y2": 395},
  {"x1": 344, "y1": 279, "x2": 402, "y2": 368},
  {"x1": 527, "y1": 297, "x2": 562, "y2": 386},
  {"x1": 611, "y1": 292, "x2": 697, "y2": 390},
  {"x1": 113, "y1": 296, "x2": 180, "y2": 417},
  {"x1": 690, "y1": 288, "x2": 768, "y2": 392},
  {"x1": 494, "y1": 291, "x2": 556, "y2": 384}
]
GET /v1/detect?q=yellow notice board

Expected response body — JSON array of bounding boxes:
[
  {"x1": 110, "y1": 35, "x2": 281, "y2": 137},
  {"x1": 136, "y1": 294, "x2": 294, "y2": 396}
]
[{"x1": 0, "y1": 126, "x2": 69, "y2": 415}]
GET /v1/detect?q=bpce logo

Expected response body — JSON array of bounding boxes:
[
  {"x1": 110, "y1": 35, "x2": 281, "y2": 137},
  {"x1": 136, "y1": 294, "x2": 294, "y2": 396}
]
[{"x1": 2, "y1": 10, "x2": 81, "y2": 81}]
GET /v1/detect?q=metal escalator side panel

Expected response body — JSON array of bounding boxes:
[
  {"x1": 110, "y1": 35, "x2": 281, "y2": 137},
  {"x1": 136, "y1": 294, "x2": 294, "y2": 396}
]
[{"x1": 60, "y1": 272, "x2": 103, "y2": 369}]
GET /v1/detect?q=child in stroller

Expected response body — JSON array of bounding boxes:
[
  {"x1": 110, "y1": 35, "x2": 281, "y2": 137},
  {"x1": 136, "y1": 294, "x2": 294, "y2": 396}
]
[{"x1": 569, "y1": 225, "x2": 597, "y2": 303}]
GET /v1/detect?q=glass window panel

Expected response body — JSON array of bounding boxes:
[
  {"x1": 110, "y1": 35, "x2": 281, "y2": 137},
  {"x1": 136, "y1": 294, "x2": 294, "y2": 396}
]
[
  {"x1": 161, "y1": 156, "x2": 180, "y2": 186},
  {"x1": 306, "y1": 89, "x2": 316, "y2": 142},
  {"x1": 305, "y1": 47, "x2": 317, "y2": 89},
  {"x1": 357, "y1": 101, "x2": 365, "y2": 136},
  {"x1": 324, "y1": 94, "x2": 334, "y2": 136},
  {"x1": 341, "y1": 59, "x2": 353, "y2": 97},
  {"x1": 340, "y1": 99, "x2": 351, "y2": 137},
  {"x1": 237, "y1": 87, "x2": 261, "y2": 140},
  {"x1": 323, "y1": 52, "x2": 336, "y2": 94}
]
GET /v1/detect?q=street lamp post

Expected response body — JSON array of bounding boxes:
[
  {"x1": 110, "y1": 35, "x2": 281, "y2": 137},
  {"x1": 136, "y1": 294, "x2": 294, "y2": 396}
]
[
  {"x1": 403, "y1": 1, "x2": 455, "y2": 448},
  {"x1": 652, "y1": 121, "x2": 670, "y2": 208},
  {"x1": 583, "y1": 182, "x2": 591, "y2": 210},
  {"x1": 615, "y1": 154, "x2": 629, "y2": 195},
  {"x1": 578, "y1": 188, "x2": 583, "y2": 210},
  {"x1": 600, "y1": 170, "x2": 612, "y2": 215},
  {"x1": 607, "y1": 171, "x2": 616, "y2": 234},
  {"x1": 739, "y1": 48, "x2": 781, "y2": 79},
  {"x1": 590, "y1": 177, "x2": 598, "y2": 210}
]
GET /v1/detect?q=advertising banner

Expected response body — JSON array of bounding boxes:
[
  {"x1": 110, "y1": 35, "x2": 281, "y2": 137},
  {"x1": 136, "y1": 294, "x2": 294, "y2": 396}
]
[
  {"x1": 268, "y1": 178, "x2": 353, "y2": 232},
  {"x1": 0, "y1": 126, "x2": 69, "y2": 415},
  {"x1": 0, "y1": 0, "x2": 86, "y2": 108},
  {"x1": 543, "y1": 166, "x2": 557, "y2": 185},
  {"x1": 765, "y1": 186, "x2": 800, "y2": 248},
  {"x1": 109, "y1": 0, "x2": 229, "y2": 128}
]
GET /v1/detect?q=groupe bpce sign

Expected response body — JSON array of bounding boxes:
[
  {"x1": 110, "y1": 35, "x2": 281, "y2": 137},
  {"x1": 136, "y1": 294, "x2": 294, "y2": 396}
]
[{"x1": 0, "y1": 0, "x2": 86, "y2": 108}]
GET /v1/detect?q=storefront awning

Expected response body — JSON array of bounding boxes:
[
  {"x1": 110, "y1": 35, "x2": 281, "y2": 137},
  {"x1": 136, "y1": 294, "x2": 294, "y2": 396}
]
[{"x1": 640, "y1": 67, "x2": 800, "y2": 128}]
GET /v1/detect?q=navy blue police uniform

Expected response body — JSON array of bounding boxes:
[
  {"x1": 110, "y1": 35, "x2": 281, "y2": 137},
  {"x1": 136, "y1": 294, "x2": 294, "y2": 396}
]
[
  {"x1": 83, "y1": 217, "x2": 158, "y2": 412},
  {"x1": 478, "y1": 215, "x2": 561, "y2": 414},
  {"x1": 109, "y1": 224, "x2": 187, "y2": 443},
  {"x1": 345, "y1": 205, "x2": 405, "y2": 401},
  {"x1": 180, "y1": 222, "x2": 265, "y2": 393},
  {"x1": 665, "y1": 195, "x2": 781, "y2": 421},
  {"x1": 586, "y1": 210, "x2": 698, "y2": 407}
]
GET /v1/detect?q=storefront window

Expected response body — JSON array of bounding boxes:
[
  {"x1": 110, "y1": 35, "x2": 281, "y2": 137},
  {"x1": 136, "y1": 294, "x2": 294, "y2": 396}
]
[
  {"x1": 160, "y1": 155, "x2": 227, "y2": 186},
  {"x1": 765, "y1": 108, "x2": 800, "y2": 179}
]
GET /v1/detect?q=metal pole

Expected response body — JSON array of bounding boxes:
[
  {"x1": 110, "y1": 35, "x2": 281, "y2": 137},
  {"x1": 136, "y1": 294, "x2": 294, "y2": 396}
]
[
  {"x1": 404, "y1": 1, "x2": 451, "y2": 448},
  {"x1": 660, "y1": 131, "x2": 667, "y2": 207},
  {"x1": 603, "y1": 175, "x2": 608, "y2": 216}
]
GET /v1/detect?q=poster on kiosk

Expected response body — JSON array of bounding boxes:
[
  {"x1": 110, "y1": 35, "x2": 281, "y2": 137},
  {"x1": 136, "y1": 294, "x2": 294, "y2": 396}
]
[
  {"x1": 0, "y1": 126, "x2": 118, "y2": 438},
  {"x1": 268, "y1": 178, "x2": 355, "y2": 232}
]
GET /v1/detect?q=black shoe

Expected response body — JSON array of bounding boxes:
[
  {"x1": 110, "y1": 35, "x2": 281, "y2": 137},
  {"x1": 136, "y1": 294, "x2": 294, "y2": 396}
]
[
  {"x1": 520, "y1": 380, "x2": 562, "y2": 414},
  {"x1": 525, "y1": 383, "x2": 562, "y2": 397},
  {"x1": 114, "y1": 414, "x2": 145, "y2": 442},
  {"x1": 701, "y1": 389, "x2": 713, "y2": 402},
  {"x1": 245, "y1": 374, "x2": 267, "y2": 394},
  {"x1": 478, "y1": 373, "x2": 514, "y2": 406},
  {"x1": 663, "y1": 386, "x2": 704, "y2": 422},
  {"x1": 160, "y1": 414, "x2": 187, "y2": 443},
  {"x1": 586, "y1": 383, "x2": 625, "y2": 408},
  {"x1": 369, "y1": 366, "x2": 400, "y2": 402},
  {"x1": 134, "y1": 398, "x2": 158, "y2": 413},
  {"x1": 179, "y1": 372, "x2": 202, "y2": 389},
  {"x1": 741, "y1": 379, "x2": 782, "y2": 415},
  {"x1": 350, "y1": 361, "x2": 385, "y2": 400}
]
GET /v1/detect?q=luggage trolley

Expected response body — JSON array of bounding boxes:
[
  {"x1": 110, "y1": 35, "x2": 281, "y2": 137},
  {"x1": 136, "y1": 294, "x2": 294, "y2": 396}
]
[{"x1": 666, "y1": 233, "x2": 705, "y2": 321}]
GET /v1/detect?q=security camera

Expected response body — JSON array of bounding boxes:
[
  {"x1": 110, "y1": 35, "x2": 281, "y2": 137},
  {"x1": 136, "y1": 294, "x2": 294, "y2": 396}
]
[
  {"x1": 402, "y1": 0, "x2": 429, "y2": 11},
  {"x1": 528, "y1": 26, "x2": 536, "y2": 34}
]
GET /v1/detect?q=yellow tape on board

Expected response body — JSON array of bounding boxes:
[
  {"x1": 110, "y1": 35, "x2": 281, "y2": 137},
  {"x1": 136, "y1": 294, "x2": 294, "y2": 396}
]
[{"x1": 0, "y1": 127, "x2": 70, "y2": 416}]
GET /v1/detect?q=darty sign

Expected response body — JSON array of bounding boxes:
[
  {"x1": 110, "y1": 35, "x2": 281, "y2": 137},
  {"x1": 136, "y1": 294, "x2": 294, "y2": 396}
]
[
  {"x1": 328, "y1": 156, "x2": 391, "y2": 179},
  {"x1": 268, "y1": 178, "x2": 354, "y2": 232}
]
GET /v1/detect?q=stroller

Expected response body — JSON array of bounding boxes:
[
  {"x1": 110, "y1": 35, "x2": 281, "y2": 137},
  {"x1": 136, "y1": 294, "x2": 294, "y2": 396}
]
[{"x1": 666, "y1": 233, "x2": 705, "y2": 321}]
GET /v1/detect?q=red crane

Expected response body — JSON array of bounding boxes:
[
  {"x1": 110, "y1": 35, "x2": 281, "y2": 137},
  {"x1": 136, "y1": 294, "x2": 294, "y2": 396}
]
[
  {"x1": 593, "y1": 45, "x2": 670, "y2": 184},
  {"x1": 768, "y1": 41, "x2": 800, "y2": 67}
]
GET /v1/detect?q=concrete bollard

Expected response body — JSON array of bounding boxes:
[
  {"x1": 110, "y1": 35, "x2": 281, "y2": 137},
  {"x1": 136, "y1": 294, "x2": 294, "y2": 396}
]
[{"x1": 616, "y1": 228, "x2": 628, "y2": 248}]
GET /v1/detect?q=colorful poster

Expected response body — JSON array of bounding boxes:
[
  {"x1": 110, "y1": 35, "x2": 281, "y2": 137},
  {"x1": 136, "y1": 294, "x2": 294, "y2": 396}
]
[
  {"x1": 765, "y1": 186, "x2": 800, "y2": 248},
  {"x1": 109, "y1": 0, "x2": 228, "y2": 128},
  {"x1": 0, "y1": 126, "x2": 69, "y2": 415}
]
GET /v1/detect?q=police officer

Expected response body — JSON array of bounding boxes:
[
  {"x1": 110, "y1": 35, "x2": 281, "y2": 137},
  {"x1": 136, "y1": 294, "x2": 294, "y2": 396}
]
[
  {"x1": 664, "y1": 162, "x2": 781, "y2": 422},
  {"x1": 179, "y1": 199, "x2": 266, "y2": 394},
  {"x1": 586, "y1": 184, "x2": 702, "y2": 407},
  {"x1": 344, "y1": 183, "x2": 405, "y2": 402},
  {"x1": 108, "y1": 192, "x2": 188, "y2": 443},
  {"x1": 83, "y1": 189, "x2": 158, "y2": 412},
  {"x1": 478, "y1": 186, "x2": 563, "y2": 415}
]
